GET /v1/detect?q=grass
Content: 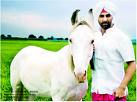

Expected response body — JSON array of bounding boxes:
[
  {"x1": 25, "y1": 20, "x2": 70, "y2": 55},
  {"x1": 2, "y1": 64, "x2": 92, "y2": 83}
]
[
  {"x1": 0, "y1": 40, "x2": 136, "y2": 101},
  {"x1": 1, "y1": 40, "x2": 67, "y2": 101}
]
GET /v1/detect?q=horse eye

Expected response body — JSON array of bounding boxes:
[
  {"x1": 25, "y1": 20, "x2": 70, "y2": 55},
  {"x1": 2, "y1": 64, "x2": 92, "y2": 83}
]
[
  {"x1": 69, "y1": 39, "x2": 72, "y2": 43},
  {"x1": 91, "y1": 40, "x2": 94, "y2": 44}
]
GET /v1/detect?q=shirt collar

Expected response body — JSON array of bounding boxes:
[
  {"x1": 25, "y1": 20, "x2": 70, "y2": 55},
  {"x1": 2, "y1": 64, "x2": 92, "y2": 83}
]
[{"x1": 106, "y1": 24, "x2": 115, "y2": 33}]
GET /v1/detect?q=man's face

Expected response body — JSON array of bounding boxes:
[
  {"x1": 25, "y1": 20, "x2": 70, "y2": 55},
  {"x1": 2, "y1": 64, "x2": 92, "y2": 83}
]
[{"x1": 98, "y1": 12, "x2": 113, "y2": 30}]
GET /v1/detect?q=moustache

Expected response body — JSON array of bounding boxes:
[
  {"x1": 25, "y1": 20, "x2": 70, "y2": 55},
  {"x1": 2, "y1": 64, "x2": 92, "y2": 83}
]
[{"x1": 101, "y1": 22, "x2": 109, "y2": 25}]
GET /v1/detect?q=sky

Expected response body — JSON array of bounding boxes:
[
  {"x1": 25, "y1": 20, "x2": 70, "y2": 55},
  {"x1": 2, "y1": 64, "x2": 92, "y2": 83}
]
[{"x1": 1, "y1": 0, "x2": 136, "y2": 39}]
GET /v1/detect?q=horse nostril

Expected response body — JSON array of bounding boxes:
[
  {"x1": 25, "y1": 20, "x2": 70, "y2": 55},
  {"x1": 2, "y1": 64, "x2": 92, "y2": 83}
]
[
  {"x1": 74, "y1": 72, "x2": 76, "y2": 77},
  {"x1": 74, "y1": 70, "x2": 87, "y2": 83},
  {"x1": 84, "y1": 70, "x2": 86, "y2": 76}
]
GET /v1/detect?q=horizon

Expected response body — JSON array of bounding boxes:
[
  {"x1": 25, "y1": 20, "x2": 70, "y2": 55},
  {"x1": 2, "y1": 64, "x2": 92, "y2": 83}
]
[{"x1": 1, "y1": 33, "x2": 136, "y2": 40}]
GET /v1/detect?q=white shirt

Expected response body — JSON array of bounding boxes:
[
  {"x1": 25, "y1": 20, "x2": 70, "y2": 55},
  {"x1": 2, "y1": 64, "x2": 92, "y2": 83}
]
[{"x1": 91, "y1": 26, "x2": 135, "y2": 95}]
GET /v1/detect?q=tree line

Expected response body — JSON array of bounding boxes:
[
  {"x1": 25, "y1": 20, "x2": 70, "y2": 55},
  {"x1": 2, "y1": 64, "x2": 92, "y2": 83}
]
[{"x1": 0, "y1": 34, "x2": 68, "y2": 41}]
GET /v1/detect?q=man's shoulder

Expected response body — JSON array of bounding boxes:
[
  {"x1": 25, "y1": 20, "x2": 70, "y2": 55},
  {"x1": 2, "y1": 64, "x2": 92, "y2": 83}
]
[{"x1": 113, "y1": 27, "x2": 130, "y2": 41}]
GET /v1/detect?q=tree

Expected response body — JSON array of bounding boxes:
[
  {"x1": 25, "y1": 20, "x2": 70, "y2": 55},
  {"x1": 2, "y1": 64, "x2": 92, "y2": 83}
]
[
  {"x1": 28, "y1": 34, "x2": 36, "y2": 39},
  {"x1": 1, "y1": 34, "x2": 6, "y2": 39},
  {"x1": 57, "y1": 38, "x2": 63, "y2": 40},
  {"x1": 38, "y1": 35, "x2": 44, "y2": 39},
  {"x1": 65, "y1": 38, "x2": 68, "y2": 41},
  {"x1": 46, "y1": 36, "x2": 54, "y2": 40},
  {"x1": 7, "y1": 35, "x2": 12, "y2": 39},
  {"x1": 50, "y1": 36, "x2": 54, "y2": 40}
]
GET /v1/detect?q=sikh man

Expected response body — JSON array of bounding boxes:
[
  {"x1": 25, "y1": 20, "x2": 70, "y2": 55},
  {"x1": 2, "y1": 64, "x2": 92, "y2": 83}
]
[{"x1": 91, "y1": 1, "x2": 136, "y2": 101}]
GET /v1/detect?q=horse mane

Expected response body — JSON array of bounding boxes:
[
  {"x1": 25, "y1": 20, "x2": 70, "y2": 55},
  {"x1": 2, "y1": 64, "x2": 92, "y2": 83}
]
[
  {"x1": 70, "y1": 20, "x2": 92, "y2": 33},
  {"x1": 77, "y1": 20, "x2": 90, "y2": 26}
]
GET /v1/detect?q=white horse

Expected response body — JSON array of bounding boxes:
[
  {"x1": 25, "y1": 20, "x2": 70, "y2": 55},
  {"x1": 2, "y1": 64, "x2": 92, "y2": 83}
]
[{"x1": 10, "y1": 9, "x2": 95, "y2": 101}]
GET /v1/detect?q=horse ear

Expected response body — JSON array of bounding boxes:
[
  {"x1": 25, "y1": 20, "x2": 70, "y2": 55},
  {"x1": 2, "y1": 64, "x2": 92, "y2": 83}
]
[
  {"x1": 88, "y1": 8, "x2": 94, "y2": 25},
  {"x1": 88, "y1": 8, "x2": 96, "y2": 31},
  {"x1": 89, "y1": 8, "x2": 93, "y2": 14},
  {"x1": 71, "y1": 9, "x2": 80, "y2": 25}
]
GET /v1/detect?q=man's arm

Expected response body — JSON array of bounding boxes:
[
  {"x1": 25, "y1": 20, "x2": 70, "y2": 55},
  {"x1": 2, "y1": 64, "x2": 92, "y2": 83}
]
[{"x1": 113, "y1": 61, "x2": 136, "y2": 98}]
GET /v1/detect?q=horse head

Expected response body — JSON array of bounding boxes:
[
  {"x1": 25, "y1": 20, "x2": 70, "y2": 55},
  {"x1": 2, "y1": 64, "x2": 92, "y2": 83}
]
[{"x1": 69, "y1": 9, "x2": 95, "y2": 83}]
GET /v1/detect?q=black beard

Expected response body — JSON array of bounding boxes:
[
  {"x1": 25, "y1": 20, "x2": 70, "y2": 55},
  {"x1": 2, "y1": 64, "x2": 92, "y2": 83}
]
[{"x1": 100, "y1": 22, "x2": 111, "y2": 30}]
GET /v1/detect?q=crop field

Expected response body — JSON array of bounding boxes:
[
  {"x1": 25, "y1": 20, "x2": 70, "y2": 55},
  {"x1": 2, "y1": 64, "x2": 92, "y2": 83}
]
[{"x1": 0, "y1": 40, "x2": 136, "y2": 101}]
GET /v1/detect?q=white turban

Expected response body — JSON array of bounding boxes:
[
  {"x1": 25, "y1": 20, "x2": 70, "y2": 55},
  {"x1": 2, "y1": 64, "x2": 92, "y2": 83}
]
[{"x1": 93, "y1": 0, "x2": 117, "y2": 29}]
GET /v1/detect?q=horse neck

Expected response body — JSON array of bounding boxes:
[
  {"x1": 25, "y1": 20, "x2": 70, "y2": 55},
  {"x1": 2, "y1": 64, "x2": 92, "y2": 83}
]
[{"x1": 57, "y1": 45, "x2": 74, "y2": 72}]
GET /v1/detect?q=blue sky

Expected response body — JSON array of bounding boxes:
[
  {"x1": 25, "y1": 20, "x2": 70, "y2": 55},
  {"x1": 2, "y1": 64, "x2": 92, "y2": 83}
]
[{"x1": 1, "y1": 0, "x2": 136, "y2": 39}]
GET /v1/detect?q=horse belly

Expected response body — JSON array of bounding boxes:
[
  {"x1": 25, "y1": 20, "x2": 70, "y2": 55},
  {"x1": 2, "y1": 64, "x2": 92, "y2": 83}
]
[{"x1": 20, "y1": 64, "x2": 51, "y2": 96}]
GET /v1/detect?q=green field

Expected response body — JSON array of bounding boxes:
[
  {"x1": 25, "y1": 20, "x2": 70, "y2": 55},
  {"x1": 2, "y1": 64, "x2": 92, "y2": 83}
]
[{"x1": 0, "y1": 40, "x2": 136, "y2": 101}]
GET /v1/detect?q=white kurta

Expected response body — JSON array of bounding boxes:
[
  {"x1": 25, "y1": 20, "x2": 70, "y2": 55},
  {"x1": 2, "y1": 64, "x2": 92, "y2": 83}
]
[{"x1": 92, "y1": 26, "x2": 135, "y2": 95}]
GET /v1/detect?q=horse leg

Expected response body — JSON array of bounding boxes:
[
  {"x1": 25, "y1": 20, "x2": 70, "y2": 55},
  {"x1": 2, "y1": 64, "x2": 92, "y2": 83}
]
[
  {"x1": 12, "y1": 82, "x2": 23, "y2": 101},
  {"x1": 28, "y1": 94, "x2": 36, "y2": 101},
  {"x1": 52, "y1": 95, "x2": 62, "y2": 101}
]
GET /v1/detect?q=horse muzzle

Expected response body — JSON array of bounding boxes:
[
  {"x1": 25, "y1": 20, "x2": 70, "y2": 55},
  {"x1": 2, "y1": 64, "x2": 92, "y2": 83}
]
[{"x1": 74, "y1": 70, "x2": 86, "y2": 83}]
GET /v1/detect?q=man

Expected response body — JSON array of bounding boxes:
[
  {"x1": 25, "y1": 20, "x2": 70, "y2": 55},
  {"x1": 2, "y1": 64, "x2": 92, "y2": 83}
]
[{"x1": 91, "y1": 1, "x2": 136, "y2": 101}]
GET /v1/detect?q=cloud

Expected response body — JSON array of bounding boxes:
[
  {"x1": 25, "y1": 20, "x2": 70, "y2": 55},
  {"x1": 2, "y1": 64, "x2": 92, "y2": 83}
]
[{"x1": 2, "y1": 10, "x2": 70, "y2": 36}]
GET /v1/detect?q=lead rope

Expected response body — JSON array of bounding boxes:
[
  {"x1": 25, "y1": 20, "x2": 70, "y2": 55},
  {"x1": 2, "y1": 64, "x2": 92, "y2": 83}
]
[{"x1": 90, "y1": 44, "x2": 95, "y2": 70}]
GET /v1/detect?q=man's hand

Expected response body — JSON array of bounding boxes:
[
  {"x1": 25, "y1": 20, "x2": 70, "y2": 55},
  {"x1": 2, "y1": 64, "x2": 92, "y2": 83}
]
[
  {"x1": 113, "y1": 61, "x2": 136, "y2": 98},
  {"x1": 113, "y1": 86, "x2": 125, "y2": 98}
]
